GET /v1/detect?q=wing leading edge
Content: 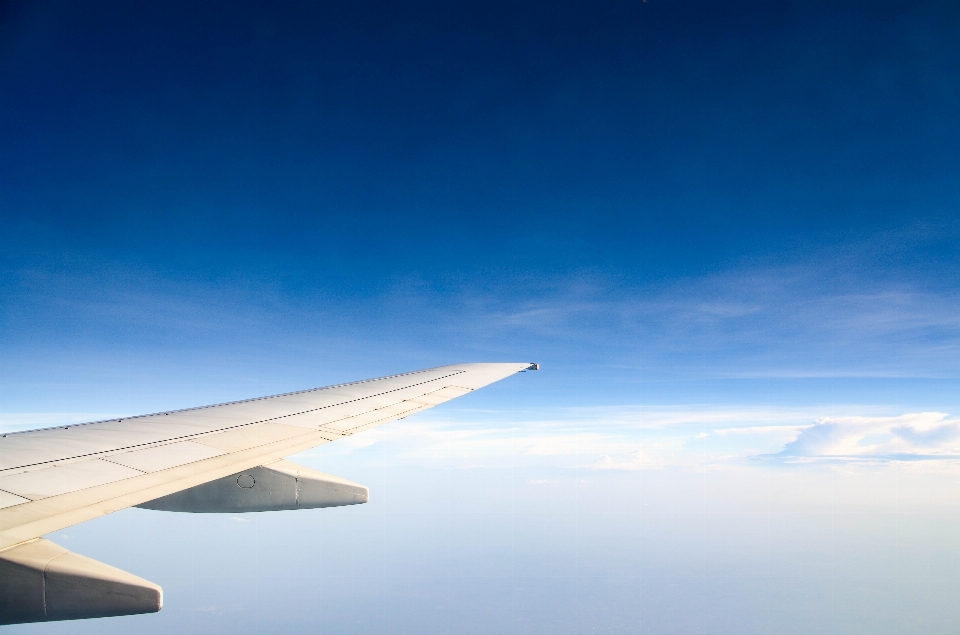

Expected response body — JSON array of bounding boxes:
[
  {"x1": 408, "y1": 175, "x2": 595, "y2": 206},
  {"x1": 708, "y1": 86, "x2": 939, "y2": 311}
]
[{"x1": 0, "y1": 362, "x2": 536, "y2": 624}]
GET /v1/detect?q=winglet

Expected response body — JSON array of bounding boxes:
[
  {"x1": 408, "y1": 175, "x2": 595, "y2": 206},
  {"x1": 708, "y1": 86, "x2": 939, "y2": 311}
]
[{"x1": 526, "y1": 363, "x2": 539, "y2": 371}]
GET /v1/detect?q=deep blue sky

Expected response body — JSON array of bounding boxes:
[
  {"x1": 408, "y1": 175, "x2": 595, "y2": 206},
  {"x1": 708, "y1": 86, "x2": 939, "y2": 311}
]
[
  {"x1": 4, "y1": 1, "x2": 959, "y2": 282},
  {"x1": 3, "y1": 1, "x2": 959, "y2": 410},
  {"x1": 3, "y1": 3, "x2": 960, "y2": 634}
]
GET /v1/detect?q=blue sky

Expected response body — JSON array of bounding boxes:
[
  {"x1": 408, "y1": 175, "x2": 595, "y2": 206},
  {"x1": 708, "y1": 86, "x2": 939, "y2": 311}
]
[{"x1": 3, "y1": 2, "x2": 960, "y2": 633}]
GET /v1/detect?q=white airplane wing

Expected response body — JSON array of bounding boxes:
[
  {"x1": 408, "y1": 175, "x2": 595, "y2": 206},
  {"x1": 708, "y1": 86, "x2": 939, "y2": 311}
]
[{"x1": 0, "y1": 362, "x2": 536, "y2": 625}]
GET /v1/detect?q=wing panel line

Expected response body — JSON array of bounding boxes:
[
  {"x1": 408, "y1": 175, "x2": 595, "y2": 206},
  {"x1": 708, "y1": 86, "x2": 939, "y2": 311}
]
[{"x1": 0, "y1": 371, "x2": 466, "y2": 474}]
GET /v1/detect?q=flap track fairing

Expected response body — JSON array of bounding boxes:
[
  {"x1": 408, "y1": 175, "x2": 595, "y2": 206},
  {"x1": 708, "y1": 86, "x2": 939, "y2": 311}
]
[{"x1": 136, "y1": 460, "x2": 368, "y2": 513}]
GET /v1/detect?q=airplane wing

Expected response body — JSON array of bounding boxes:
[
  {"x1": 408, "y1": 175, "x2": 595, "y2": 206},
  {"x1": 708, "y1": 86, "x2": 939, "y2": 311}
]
[{"x1": 0, "y1": 362, "x2": 536, "y2": 625}]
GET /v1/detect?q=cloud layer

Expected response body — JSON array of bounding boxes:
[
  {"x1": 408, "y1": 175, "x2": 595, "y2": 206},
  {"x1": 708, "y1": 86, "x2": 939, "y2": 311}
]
[
  {"x1": 301, "y1": 405, "x2": 960, "y2": 472},
  {"x1": 778, "y1": 412, "x2": 960, "y2": 460}
]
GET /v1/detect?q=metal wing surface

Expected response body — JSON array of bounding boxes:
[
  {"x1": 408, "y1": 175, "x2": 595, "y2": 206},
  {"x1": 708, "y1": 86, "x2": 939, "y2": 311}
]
[{"x1": 0, "y1": 362, "x2": 533, "y2": 551}]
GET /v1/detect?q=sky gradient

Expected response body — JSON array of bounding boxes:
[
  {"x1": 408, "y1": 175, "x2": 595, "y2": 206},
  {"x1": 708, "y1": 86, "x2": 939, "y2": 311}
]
[{"x1": 2, "y1": 2, "x2": 960, "y2": 633}]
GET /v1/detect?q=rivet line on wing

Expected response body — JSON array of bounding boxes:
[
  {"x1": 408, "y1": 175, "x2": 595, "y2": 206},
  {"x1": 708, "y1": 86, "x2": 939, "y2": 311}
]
[
  {"x1": 0, "y1": 373, "x2": 466, "y2": 472},
  {"x1": 102, "y1": 369, "x2": 467, "y2": 425},
  {"x1": 0, "y1": 370, "x2": 467, "y2": 433}
]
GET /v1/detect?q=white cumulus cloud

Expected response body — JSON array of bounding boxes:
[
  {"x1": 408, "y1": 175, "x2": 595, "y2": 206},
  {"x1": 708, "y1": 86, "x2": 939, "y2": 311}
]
[{"x1": 777, "y1": 412, "x2": 960, "y2": 460}]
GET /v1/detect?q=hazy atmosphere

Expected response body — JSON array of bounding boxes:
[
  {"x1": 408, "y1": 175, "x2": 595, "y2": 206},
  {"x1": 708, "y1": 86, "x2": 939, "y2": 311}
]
[{"x1": 2, "y1": 2, "x2": 960, "y2": 633}]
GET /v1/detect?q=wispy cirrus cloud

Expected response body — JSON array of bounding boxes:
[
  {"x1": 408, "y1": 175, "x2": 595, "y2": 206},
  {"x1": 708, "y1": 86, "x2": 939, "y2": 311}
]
[
  {"x1": 4, "y1": 226, "x2": 959, "y2": 396},
  {"x1": 376, "y1": 232, "x2": 960, "y2": 382},
  {"x1": 481, "y1": 267, "x2": 960, "y2": 379}
]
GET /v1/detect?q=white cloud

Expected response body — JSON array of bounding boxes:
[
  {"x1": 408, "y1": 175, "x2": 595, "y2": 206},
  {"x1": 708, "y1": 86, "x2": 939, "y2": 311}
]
[
  {"x1": 714, "y1": 425, "x2": 811, "y2": 436},
  {"x1": 305, "y1": 405, "x2": 860, "y2": 470},
  {"x1": 778, "y1": 412, "x2": 960, "y2": 459}
]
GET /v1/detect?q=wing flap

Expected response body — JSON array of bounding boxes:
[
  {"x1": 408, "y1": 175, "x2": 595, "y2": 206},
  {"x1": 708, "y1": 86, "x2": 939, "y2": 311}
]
[
  {"x1": 321, "y1": 400, "x2": 425, "y2": 434},
  {"x1": 103, "y1": 442, "x2": 227, "y2": 473},
  {"x1": 0, "y1": 491, "x2": 31, "y2": 510},
  {"x1": 409, "y1": 385, "x2": 473, "y2": 405},
  {"x1": 193, "y1": 423, "x2": 321, "y2": 452},
  {"x1": 0, "y1": 460, "x2": 143, "y2": 501}
]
